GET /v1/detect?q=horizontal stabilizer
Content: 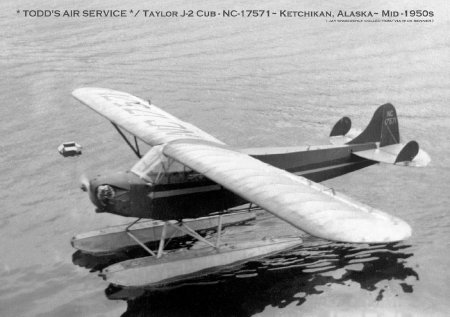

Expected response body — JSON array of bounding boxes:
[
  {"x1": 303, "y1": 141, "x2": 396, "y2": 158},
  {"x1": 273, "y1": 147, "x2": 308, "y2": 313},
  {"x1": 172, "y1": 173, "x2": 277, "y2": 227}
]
[
  {"x1": 353, "y1": 141, "x2": 430, "y2": 167},
  {"x1": 329, "y1": 116, "x2": 359, "y2": 145},
  {"x1": 330, "y1": 116, "x2": 351, "y2": 137},
  {"x1": 395, "y1": 141, "x2": 419, "y2": 163}
]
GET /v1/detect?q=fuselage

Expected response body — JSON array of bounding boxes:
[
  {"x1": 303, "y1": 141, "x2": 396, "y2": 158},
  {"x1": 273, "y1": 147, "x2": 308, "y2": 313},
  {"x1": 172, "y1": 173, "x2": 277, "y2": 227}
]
[{"x1": 87, "y1": 142, "x2": 377, "y2": 220}]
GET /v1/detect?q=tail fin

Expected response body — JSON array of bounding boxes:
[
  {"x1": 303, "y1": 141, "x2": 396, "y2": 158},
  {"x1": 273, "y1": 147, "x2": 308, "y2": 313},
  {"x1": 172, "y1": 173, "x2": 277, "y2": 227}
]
[{"x1": 348, "y1": 103, "x2": 400, "y2": 146}]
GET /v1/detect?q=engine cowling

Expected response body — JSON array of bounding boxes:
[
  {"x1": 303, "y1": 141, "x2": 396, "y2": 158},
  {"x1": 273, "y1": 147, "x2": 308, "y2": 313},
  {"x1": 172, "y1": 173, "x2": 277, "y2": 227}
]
[{"x1": 86, "y1": 171, "x2": 152, "y2": 218}]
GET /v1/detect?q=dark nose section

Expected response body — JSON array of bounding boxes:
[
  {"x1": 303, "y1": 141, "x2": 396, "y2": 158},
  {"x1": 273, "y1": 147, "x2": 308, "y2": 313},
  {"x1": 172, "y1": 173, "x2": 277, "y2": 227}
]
[
  {"x1": 86, "y1": 172, "x2": 132, "y2": 213},
  {"x1": 82, "y1": 171, "x2": 151, "y2": 217}
]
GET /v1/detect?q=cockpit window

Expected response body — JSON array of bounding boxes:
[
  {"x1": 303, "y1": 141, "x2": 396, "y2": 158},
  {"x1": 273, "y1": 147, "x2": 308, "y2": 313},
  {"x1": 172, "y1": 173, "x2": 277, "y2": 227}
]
[{"x1": 131, "y1": 145, "x2": 197, "y2": 184}]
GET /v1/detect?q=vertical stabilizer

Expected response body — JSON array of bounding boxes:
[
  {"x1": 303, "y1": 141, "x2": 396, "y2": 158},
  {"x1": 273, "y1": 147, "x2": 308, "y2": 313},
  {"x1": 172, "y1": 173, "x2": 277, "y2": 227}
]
[{"x1": 348, "y1": 103, "x2": 400, "y2": 146}]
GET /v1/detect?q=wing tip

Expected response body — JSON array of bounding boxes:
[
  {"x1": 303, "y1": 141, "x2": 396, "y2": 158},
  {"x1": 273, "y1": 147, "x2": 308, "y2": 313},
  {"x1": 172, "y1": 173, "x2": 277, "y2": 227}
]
[
  {"x1": 72, "y1": 87, "x2": 105, "y2": 98},
  {"x1": 350, "y1": 218, "x2": 412, "y2": 244},
  {"x1": 310, "y1": 214, "x2": 412, "y2": 244},
  {"x1": 391, "y1": 219, "x2": 412, "y2": 242}
]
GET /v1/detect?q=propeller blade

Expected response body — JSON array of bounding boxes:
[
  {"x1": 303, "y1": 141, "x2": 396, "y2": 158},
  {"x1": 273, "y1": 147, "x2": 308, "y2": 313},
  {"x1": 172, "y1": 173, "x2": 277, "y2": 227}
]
[{"x1": 79, "y1": 173, "x2": 90, "y2": 192}]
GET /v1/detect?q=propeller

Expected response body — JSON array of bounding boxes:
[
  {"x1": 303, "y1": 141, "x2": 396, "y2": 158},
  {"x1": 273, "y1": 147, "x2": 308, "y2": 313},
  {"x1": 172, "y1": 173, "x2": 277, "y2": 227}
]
[{"x1": 79, "y1": 173, "x2": 90, "y2": 192}]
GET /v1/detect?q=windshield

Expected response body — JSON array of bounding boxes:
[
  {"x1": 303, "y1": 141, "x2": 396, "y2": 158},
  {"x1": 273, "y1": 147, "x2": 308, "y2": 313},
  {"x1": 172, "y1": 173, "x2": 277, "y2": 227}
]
[{"x1": 131, "y1": 145, "x2": 196, "y2": 184}]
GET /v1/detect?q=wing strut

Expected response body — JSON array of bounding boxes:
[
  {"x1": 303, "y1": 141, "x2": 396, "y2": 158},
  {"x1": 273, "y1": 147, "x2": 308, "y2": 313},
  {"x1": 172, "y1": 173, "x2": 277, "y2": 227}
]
[{"x1": 111, "y1": 122, "x2": 142, "y2": 158}]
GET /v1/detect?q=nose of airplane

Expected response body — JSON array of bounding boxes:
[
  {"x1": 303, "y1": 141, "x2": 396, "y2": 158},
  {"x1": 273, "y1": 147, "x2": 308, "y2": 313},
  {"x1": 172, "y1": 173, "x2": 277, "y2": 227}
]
[
  {"x1": 80, "y1": 171, "x2": 148, "y2": 216},
  {"x1": 79, "y1": 172, "x2": 131, "y2": 212}
]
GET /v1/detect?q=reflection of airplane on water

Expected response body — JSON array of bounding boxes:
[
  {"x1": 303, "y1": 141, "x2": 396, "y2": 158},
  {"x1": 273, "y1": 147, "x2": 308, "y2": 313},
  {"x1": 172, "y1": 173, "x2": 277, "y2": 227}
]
[
  {"x1": 70, "y1": 87, "x2": 429, "y2": 288},
  {"x1": 104, "y1": 242, "x2": 418, "y2": 316}
]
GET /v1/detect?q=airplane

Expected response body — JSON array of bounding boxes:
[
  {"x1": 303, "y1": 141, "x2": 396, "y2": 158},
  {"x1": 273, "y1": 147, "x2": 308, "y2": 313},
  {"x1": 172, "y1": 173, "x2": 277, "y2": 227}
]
[{"x1": 71, "y1": 87, "x2": 430, "y2": 288}]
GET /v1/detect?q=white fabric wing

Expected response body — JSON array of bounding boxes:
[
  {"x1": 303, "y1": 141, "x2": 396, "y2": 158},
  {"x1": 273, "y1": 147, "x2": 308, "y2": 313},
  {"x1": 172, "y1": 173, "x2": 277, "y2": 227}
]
[
  {"x1": 164, "y1": 140, "x2": 412, "y2": 243},
  {"x1": 72, "y1": 88, "x2": 224, "y2": 146}
]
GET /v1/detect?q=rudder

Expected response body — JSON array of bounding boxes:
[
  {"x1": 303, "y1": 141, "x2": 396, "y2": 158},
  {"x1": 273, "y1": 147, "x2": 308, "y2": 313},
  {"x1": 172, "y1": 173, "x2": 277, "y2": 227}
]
[{"x1": 348, "y1": 103, "x2": 400, "y2": 146}]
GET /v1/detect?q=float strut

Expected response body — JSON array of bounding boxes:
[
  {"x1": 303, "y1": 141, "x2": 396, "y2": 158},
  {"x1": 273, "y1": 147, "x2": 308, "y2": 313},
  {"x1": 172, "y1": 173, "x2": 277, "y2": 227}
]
[
  {"x1": 216, "y1": 214, "x2": 223, "y2": 247},
  {"x1": 169, "y1": 222, "x2": 217, "y2": 248},
  {"x1": 125, "y1": 218, "x2": 156, "y2": 257},
  {"x1": 157, "y1": 222, "x2": 167, "y2": 258}
]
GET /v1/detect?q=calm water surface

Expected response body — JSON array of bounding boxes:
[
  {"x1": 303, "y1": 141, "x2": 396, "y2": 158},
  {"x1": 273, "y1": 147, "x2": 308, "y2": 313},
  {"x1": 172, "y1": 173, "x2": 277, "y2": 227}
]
[{"x1": 1, "y1": 0, "x2": 449, "y2": 316}]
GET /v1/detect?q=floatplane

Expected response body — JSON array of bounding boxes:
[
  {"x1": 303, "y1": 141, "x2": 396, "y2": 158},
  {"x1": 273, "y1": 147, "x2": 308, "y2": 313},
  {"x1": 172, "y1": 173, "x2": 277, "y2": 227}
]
[{"x1": 71, "y1": 88, "x2": 429, "y2": 288}]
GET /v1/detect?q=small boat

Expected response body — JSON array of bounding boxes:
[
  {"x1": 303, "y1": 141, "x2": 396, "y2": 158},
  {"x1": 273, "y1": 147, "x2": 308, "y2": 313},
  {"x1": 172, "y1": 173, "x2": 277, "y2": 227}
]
[{"x1": 58, "y1": 141, "x2": 82, "y2": 157}]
